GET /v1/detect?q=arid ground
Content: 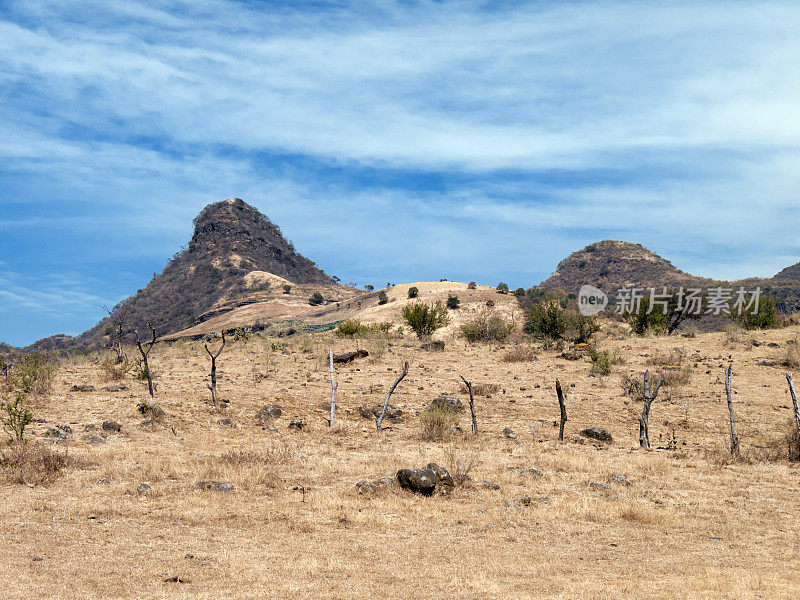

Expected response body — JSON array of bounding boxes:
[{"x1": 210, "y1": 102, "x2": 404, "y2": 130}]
[{"x1": 3, "y1": 311, "x2": 800, "y2": 599}]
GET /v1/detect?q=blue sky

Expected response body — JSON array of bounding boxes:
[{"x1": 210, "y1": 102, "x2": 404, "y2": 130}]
[{"x1": 1, "y1": 1, "x2": 800, "y2": 346}]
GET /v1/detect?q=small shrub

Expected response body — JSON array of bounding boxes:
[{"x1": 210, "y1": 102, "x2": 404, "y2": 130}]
[
  {"x1": 733, "y1": 294, "x2": 782, "y2": 330},
  {"x1": 101, "y1": 356, "x2": 131, "y2": 382},
  {"x1": 501, "y1": 346, "x2": 538, "y2": 362},
  {"x1": 401, "y1": 301, "x2": 450, "y2": 338},
  {"x1": 590, "y1": 350, "x2": 613, "y2": 376},
  {"x1": 485, "y1": 299, "x2": 495, "y2": 307},
  {"x1": 446, "y1": 295, "x2": 460, "y2": 309},
  {"x1": 442, "y1": 442, "x2": 480, "y2": 485},
  {"x1": 779, "y1": 338, "x2": 800, "y2": 368},
  {"x1": 335, "y1": 318, "x2": 362, "y2": 337},
  {"x1": 378, "y1": 291, "x2": 389, "y2": 305},
  {"x1": 233, "y1": 327, "x2": 252, "y2": 342},
  {"x1": 1, "y1": 393, "x2": 33, "y2": 444},
  {"x1": 283, "y1": 284, "x2": 292, "y2": 294},
  {"x1": 467, "y1": 282, "x2": 477, "y2": 290},
  {"x1": 460, "y1": 309, "x2": 515, "y2": 342},
  {"x1": 408, "y1": 287, "x2": 419, "y2": 299},
  {"x1": 309, "y1": 292, "x2": 324, "y2": 306},
  {"x1": 496, "y1": 282, "x2": 509, "y2": 294},
  {"x1": 419, "y1": 407, "x2": 459, "y2": 441}
]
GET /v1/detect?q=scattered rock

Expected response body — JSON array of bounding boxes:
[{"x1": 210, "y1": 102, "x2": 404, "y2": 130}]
[
  {"x1": 196, "y1": 481, "x2": 234, "y2": 493},
  {"x1": 82, "y1": 435, "x2": 105, "y2": 445},
  {"x1": 580, "y1": 427, "x2": 613, "y2": 443},
  {"x1": 101, "y1": 420, "x2": 122, "y2": 433},
  {"x1": 758, "y1": 360, "x2": 776, "y2": 367},
  {"x1": 426, "y1": 463, "x2": 455, "y2": 495},
  {"x1": 560, "y1": 351, "x2": 582, "y2": 360},
  {"x1": 101, "y1": 384, "x2": 128, "y2": 392},
  {"x1": 137, "y1": 401, "x2": 164, "y2": 420},
  {"x1": 610, "y1": 473, "x2": 631, "y2": 486},
  {"x1": 96, "y1": 478, "x2": 112, "y2": 485},
  {"x1": 503, "y1": 427, "x2": 517, "y2": 439},
  {"x1": 257, "y1": 404, "x2": 283, "y2": 423},
  {"x1": 429, "y1": 395, "x2": 463, "y2": 412},
  {"x1": 356, "y1": 477, "x2": 397, "y2": 495},
  {"x1": 44, "y1": 425, "x2": 72, "y2": 439},
  {"x1": 288, "y1": 419, "x2": 305, "y2": 430},
  {"x1": 767, "y1": 342, "x2": 780, "y2": 348},
  {"x1": 482, "y1": 480, "x2": 500, "y2": 490},
  {"x1": 421, "y1": 340, "x2": 445, "y2": 352},
  {"x1": 590, "y1": 481, "x2": 612, "y2": 491},
  {"x1": 332, "y1": 350, "x2": 369, "y2": 364},
  {"x1": 218, "y1": 418, "x2": 235, "y2": 428},
  {"x1": 522, "y1": 467, "x2": 543, "y2": 477},
  {"x1": 69, "y1": 384, "x2": 95, "y2": 392},
  {"x1": 136, "y1": 483, "x2": 153, "y2": 496},
  {"x1": 32, "y1": 556, "x2": 43, "y2": 562},
  {"x1": 359, "y1": 404, "x2": 403, "y2": 421},
  {"x1": 163, "y1": 576, "x2": 190, "y2": 583}
]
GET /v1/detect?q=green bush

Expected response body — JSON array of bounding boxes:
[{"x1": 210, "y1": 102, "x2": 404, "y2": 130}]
[
  {"x1": 460, "y1": 309, "x2": 515, "y2": 342},
  {"x1": 335, "y1": 319, "x2": 392, "y2": 338},
  {"x1": 734, "y1": 295, "x2": 782, "y2": 330},
  {"x1": 408, "y1": 287, "x2": 419, "y2": 299},
  {"x1": 1, "y1": 393, "x2": 33, "y2": 444},
  {"x1": 378, "y1": 290, "x2": 389, "y2": 305},
  {"x1": 496, "y1": 282, "x2": 509, "y2": 294},
  {"x1": 233, "y1": 327, "x2": 252, "y2": 342},
  {"x1": 309, "y1": 292, "x2": 324, "y2": 306},
  {"x1": 401, "y1": 301, "x2": 450, "y2": 338},
  {"x1": 514, "y1": 287, "x2": 526, "y2": 297},
  {"x1": 446, "y1": 295, "x2": 460, "y2": 309},
  {"x1": 12, "y1": 353, "x2": 56, "y2": 396},
  {"x1": 335, "y1": 318, "x2": 362, "y2": 337},
  {"x1": 282, "y1": 284, "x2": 292, "y2": 294},
  {"x1": 525, "y1": 299, "x2": 598, "y2": 343}
]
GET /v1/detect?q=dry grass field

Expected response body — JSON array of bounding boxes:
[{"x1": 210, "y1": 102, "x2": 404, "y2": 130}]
[{"x1": 3, "y1": 321, "x2": 800, "y2": 599}]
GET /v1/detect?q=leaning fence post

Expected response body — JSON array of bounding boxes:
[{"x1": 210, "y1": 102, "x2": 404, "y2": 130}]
[
  {"x1": 786, "y1": 373, "x2": 800, "y2": 460},
  {"x1": 460, "y1": 375, "x2": 478, "y2": 435},
  {"x1": 556, "y1": 379, "x2": 567, "y2": 441}
]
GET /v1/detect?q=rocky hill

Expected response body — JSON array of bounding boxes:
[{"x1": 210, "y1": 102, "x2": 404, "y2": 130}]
[
  {"x1": 539, "y1": 240, "x2": 718, "y2": 294},
  {"x1": 35, "y1": 198, "x2": 337, "y2": 352}
]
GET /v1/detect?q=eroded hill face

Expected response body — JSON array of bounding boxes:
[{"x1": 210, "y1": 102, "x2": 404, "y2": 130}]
[{"x1": 75, "y1": 198, "x2": 336, "y2": 349}]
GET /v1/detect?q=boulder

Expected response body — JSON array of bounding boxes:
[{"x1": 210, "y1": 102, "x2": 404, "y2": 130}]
[
  {"x1": 332, "y1": 350, "x2": 369, "y2": 364},
  {"x1": 358, "y1": 404, "x2": 403, "y2": 422},
  {"x1": 44, "y1": 425, "x2": 72, "y2": 439},
  {"x1": 421, "y1": 341, "x2": 445, "y2": 352},
  {"x1": 196, "y1": 481, "x2": 234, "y2": 493},
  {"x1": 137, "y1": 483, "x2": 153, "y2": 496},
  {"x1": 482, "y1": 480, "x2": 500, "y2": 490},
  {"x1": 101, "y1": 384, "x2": 128, "y2": 392},
  {"x1": 257, "y1": 404, "x2": 283, "y2": 423},
  {"x1": 580, "y1": 427, "x2": 613, "y2": 443},
  {"x1": 81, "y1": 435, "x2": 105, "y2": 445},
  {"x1": 70, "y1": 385, "x2": 96, "y2": 392},
  {"x1": 610, "y1": 473, "x2": 631, "y2": 486},
  {"x1": 101, "y1": 420, "x2": 122, "y2": 433},
  {"x1": 396, "y1": 467, "x2": 437, "y2": 496},
  {"x1": 396, "y1": 463, "x2": 454, "y2": 496},
  {"x1": 288, "y1": 419, "x2": 305, "y2": 430},
  {"x1": 429, "y1": 395, "x2": 463, "y2": 412},
  {"x1": 503, "y1": 427, "x2": 517, "y2": 439}
]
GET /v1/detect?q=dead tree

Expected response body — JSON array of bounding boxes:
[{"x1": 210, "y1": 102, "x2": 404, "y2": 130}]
[
  {"x1": 102, "y1": 301, "x2": 135, "y2": 363},
  {"x1": 725, "y1": 364, "x2": 740, "y2": 456},
  {"x1": 460, "y1": 375, "x2": 478, "y2": 435},
  {"x1": 205, "y1": 332, "x2": 226, "y2": 407},
  {"x1": 786, "y1": 373, "x2": 800, "y2": 460},
  {"x1": 328, "y1": 350, "x2": 337, "y2": 427},
  {"x1": 556, "y1": 379, "x2": 567, "y2": 441},
  {"x1": 134, "y1": 322, "x2": 156, "y2": 397},
  {"x1": 376, "y1": 361, "x2": 409, "y2": 432},
  {"x1": 639, "y1": 370, "x2": 665, "y2": 449}
]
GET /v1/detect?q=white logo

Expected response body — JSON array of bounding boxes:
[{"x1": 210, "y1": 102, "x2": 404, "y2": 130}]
[{"x1": 578, "y1": 285, "x2": 608, "y2": 316}]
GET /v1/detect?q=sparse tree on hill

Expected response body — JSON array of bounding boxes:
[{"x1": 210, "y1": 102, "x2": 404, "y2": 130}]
[
  {"x1": 283, "y1": 284, "x2": 292, "y2": 294},
  {"x1": 365, "y1": 285, "x2": 374, "y2": 292},
  {"x1": 309, "y1": 292, "x2": 324, "y2": 306},
  {"x1": 378, "y1": 291, "x2": 389, "y2": 305},
  {"x1": 408, "y1": 287, "x2": 419, "y2": 299},
  {"x1": 496, "y1": 282, "x2": 509, "y2": 294}
]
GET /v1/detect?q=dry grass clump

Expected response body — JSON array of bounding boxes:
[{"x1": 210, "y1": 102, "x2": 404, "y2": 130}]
[
  {"x1": 442, "y1": 441, "x2": 480, "y2": 485},
  {"x1": 459, "y1": 381, "x2": 500, "y2": 396},
  {"x1": 419, "y1": 407, "x2": 460, "y2": 440},
  {"x1": 101, "y1": 355, "x2": 132, "y2": 381},
  {"x1": 501, "y1": 345, "x2": 538, "y2": 362},
  {"x1": 778, "y1": 337, "x2": 800, "y2": 368},
  {"x1": 0, "y1": 443, "x2": 90, "y2": 485},
  {"x1": 647, "y1": 347, "x2": 687, "y2": 367}
]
